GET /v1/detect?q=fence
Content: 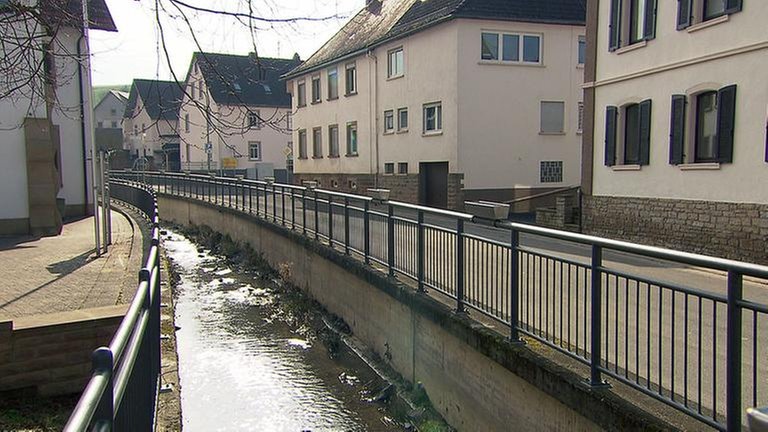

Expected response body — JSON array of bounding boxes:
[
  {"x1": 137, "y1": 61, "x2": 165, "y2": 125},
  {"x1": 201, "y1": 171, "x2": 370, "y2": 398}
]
[
  {"x1": 114, "y1": 170, "x2": 768, "y2": 432},
  {"x1": 64, "y1": 180, "x2": 161, "y2": 431}
]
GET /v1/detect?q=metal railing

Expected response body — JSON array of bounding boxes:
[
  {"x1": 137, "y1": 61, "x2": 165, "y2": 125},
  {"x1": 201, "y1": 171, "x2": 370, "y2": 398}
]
[
  {"x1": 64, "y1": 180, "x2": 161, "y2": 431},
  {"x1": 113, "y1": 170, "x2": 768, "y2": 432}
]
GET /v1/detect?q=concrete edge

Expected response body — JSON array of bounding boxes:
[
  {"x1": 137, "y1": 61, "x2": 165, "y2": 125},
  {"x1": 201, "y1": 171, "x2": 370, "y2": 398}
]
[
  {"x1": 164, "y1": 194, "x2": 681, "y2": 432},
  {"x1": 10, "y1": 304, "x2": 128, "y2": 331}
]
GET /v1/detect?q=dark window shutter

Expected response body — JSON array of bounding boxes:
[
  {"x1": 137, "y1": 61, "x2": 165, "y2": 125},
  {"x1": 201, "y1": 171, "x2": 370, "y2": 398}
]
[
  {"x1": 605, "y1": 106, "x2": 618, "y2": 166},
  {"x1": 669, "y1": 95, "x2": 686, "y2": 165},
  {"x1": 609, "y1": 0, "x2": 622, "y2": 51},
  {"x1": 639, "y1": 99, "x2": 652, "y2": 165},
  {"x1": 677, "y1": 0, "x2": 693, "y2": 30},
  {"x1": 717, "y1": 85, "x2": 737, "y2": 163},
  {"x1": 726, "y1": 0, "x2": 743, "y2": 14},
  {"x1": 644, "y1": 0, "x2": 657, "y2": 40}
]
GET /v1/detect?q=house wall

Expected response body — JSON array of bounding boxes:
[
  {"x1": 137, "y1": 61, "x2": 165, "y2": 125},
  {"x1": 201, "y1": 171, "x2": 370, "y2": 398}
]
[
  {"x1": 122, "y1": 101, "x2": 177, "y2": 158},
  {"x1": 94, "y1": 93, "x2": 125, "y2": 129},
  {"x1": 456, "y1": 19, "x2": 584, "y2": 193}
]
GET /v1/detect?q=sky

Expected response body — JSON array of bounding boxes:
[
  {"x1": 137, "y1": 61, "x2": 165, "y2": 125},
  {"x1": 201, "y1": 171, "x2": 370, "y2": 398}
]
[{"x1": 90, "y1": 0, "x2": 362, "y2": 86}]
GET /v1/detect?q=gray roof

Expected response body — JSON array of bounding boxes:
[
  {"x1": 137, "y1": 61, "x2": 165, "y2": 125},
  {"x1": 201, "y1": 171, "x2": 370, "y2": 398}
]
[
  {"x1": 285, "y1": 0, "x2": 585, "y2": 78},
  {"x1": 42, "y1": 0, "x2": 118, "y2": 32},
  {"x1": 192, "y1": 52, "x2": 300, "y2": 108},
  {"x1": 124, "y1": 79, "x2": 183, "y2": 121}
]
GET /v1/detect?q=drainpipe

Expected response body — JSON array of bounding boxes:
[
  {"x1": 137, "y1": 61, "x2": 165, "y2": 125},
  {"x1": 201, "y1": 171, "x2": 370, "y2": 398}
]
[
  {"x1": 76, "y1": 35, "x2": 89, "y2": 219},
  {"x1": 80, "y1": 0, "x2": 101, "y2": 256},
  {"x1": 367, "y1": 49, "x2": 380, "y2": 188}
]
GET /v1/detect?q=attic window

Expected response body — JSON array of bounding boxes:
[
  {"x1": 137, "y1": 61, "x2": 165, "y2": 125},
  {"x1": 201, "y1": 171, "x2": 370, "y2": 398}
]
[
  {"x1": 233, "y1": 83, "x2": 242, "y2": 92},
  {"x1": 261, "y1": 84, "x2": 272, "y2": 94},
  {"x1": 259, "y1": 68, "x2": 268, "y2": 80}
]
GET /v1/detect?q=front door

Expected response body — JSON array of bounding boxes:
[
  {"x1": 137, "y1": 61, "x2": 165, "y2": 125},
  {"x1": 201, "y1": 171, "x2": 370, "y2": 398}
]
[{"x1": 419, "y1": 162, "x2": 448, "y2": 208}]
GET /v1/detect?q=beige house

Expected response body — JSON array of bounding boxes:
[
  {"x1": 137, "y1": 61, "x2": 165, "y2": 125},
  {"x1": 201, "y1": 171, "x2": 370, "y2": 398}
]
[
  {"x1": 284, "y1": 0, "x2": 586, "y2": 209},
  {"x1": 582, "y1": 0, "x2": 766, "y2": 263},
  {"x1": 0, "y1": 0, "x2": 116, "y2": 235},
  {"x1": 179, "y1": 52, "x2": 299, "y2": 181},
  {"x1": 122, "y1": 79, "x2": 183, "y2": 170}
]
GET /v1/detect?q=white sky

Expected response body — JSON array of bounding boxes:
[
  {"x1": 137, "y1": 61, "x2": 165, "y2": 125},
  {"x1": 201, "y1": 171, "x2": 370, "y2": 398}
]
[{"x1": 90, "y1": 0, "x2": 361, "y2": 86}]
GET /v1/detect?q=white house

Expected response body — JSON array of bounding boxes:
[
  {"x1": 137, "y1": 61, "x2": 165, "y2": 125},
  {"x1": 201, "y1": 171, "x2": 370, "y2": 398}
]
[
  {"x1": 0, "y1": 0, "x2": 116, "y2": 235},
  {"x1": 178, "y1": 52, "x2": 299, "y2": 181},
  {"x1": 122, "y1": 79, "x2": 183, "y2": 171},
  {"x1": 284, "y1": 0, "x2": 586, "y2": 209},
  {"x1": 582, "y1": 0, "x2": 766, "y2": 263},
  {"x1": 94, "y1": 89, "x2": 128, "y2": 129}
]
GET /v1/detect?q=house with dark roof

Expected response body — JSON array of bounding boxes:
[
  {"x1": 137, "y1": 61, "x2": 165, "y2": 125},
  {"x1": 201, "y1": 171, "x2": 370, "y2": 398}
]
[
  {"x1": 122, "y1": 79, "x2": 184, "y2": 170},
  {"x1": 0, "y1": 0, "x2": 117, "y2": 236},
  {"x1": 284, "y1": 0, "x2": 586, "y2": 210},
  {"x1": 178, "y1": 52, "x2": 300, "y2": 179}
]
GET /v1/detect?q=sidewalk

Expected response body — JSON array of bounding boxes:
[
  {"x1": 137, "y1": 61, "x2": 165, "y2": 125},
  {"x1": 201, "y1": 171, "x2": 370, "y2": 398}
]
[{"x1": 0, "y1": 209, "x2": 144, "y2": 321}]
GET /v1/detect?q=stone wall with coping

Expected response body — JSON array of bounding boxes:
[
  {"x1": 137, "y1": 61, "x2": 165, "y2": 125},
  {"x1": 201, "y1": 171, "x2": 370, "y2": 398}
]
[{"x1": 582, "y1": 195, "x2": 768, "y2": 264}]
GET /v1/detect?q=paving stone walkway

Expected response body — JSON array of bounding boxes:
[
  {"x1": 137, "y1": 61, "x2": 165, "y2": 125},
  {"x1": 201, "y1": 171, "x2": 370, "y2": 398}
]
[{"x1": 0, "y1": 209, "x2": 143, "y2": 321}]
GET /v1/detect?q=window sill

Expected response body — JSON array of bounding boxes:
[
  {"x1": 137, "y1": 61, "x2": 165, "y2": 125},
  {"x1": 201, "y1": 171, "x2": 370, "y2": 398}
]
[
  {"x1": 345, "y1": 153, "x2": 359, "y2": 157},
  {"x1": 614, "y1": 40, "x2": 647, "y2": 55},
  {"x1": 297, "y1": 156, "x2": 308, "y2": 160},
  {"x1": 344, "y1": 91, "x2": 358, "y2": 97},
  {"x1": 387, "y1": 74, "x2": 404, "y2": 81},
  {"x1": 576, "y1": 130, "x2": 583, "y2": 135},
  {"x1": 687, "y1": 15, "x2": 729, "y2": 33},
  {"x1": 611, "y1": 164, "x2": 641, "y2": 171},
  {"x1": 310, "y1": 100, "x2": 322, "y2": 105},
  {"x1": 576, "y1": 64, "x2": 584, "y2": 69},
  {"x1": 328, "y1": 155, "x2": 340, "y2": 159},
  {"x1": 478, "y1": 60, "x2": 544, "y2": 68},
  {"x1": 248, "y1": 159, "x2": 261, "y2": 162},
  {"x1": 679, "y1": 162, "x2": 721, "y2": 171},
  {"x1": 539, "y1": 131, "x2": 566, "y2": 136},
  {"x1": 327, "y1": 96, "x2": 339, "y2": 101},
  {"x1": 297, "y1": 104, "x2": 306, "y2": 108},
  {"x1": 397, "y1": 129, "x2": 409, "y2": 134},
  {"x1": 422, "y1": 131, "x2": 443, "y2": 137},
  {"x1": 383, "y1": 131, "x2": 395, "y2": 136},
  {"x1": 312, "y1": 156, "x2": 323, "y2": 159},
  {"x1": 383, "y1": 172, "x2": 394, "y2": 176}
]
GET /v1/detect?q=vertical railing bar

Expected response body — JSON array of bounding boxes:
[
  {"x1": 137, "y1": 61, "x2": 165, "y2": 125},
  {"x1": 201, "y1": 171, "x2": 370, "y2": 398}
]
[
  {"x1": 417, "y1": 210, "x2": 425, "y2": 292},
  {"x1": 510, "y1": 230, "x2": 521, "y2": 342},
  {"x1": 364, "y1": 201, "x2": 370, "y2": 265},
  {"x1": 344, "y1": 197, "x2": 350, "y2": 255},
  {"x1": 456, "y1": 218, "x2": 465, "y2": 314},
  {"x1": 726, "y1": 270, "x2": 743, "y2": 432},
  {"x1": 590, "y1": 245, "x2": 606, "y2": 387},
  {"x1": 387, "y1": 204, "x2": 395, "y2": 277}
]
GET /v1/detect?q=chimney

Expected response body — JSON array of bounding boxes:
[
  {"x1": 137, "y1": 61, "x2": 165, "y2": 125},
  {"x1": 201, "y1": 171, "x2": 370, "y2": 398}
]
[
  {"x1": 366, "y1": 0, "x2": 382, "y2": 13},
  {"x1": 292, "y1": 53, "x2": 301, "y2": 62}
]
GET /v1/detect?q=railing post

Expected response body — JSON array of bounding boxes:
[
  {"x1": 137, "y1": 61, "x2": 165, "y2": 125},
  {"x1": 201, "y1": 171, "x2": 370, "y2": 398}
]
[
  {"x1": 328, "y1": 196, "x2": 334, "y2": 246},
  {"x1": 363, "y1": 201, "x2": 370, "y2": 265},
  {"x1": 255, "y1": 183, "x2": 261, "y2": 216},
  {"x1": 314, "y1": 190, "x2": 319, "y2": 241},
  {"x1": 510, "y1": 229, "x2": 521, "y2": 342},
  {"x1": 281, "y1": 186, "x2": 286, "y2": 226},
  {"x1": 291, "y1": 189, "x2": 296, "y2": 229},
  {"x1": 417, "y1": 210, "x2": 425, "y2": 292},
  {"x1": 590, "y1": 245, "x2": 607, "y2": 387},
  {"x1": 727, "y1": 270, "x2": 744, "y2": 432},
  {"x1": 302, "y1": 189, "x2": 307, "y2": 235},
  {"x1": 91, "y1": 347, "x2": 114, "y2": 430},
  {"x1": 387, "y1": 204, "x2": 395, "y2": 277},
  {"x1": 248, "y1": 183, "x2": 252, "y2": 213},
  {"x1": 344, "y1": 197, "x2": 350, "y2": 255},
  {"x1": 272, "y1": 184, "x2": 277, "y2": 222},
  {"x1": 456, "y1": 219, "x2": 465, "y2": 313}
]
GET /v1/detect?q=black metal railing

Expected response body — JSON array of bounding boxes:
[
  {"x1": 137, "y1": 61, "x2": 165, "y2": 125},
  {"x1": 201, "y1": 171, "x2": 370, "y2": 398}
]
[
  {"x1": 114, "y1": 170, "x2": 768, "y2": 432},
  {"x1": 64, "y1": 179, "x2": 161, "y2": 431}
]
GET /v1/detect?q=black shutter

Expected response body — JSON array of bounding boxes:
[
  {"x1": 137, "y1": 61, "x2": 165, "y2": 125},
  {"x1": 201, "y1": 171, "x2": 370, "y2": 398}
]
[
  {"x1": 677, "y1": 0, "x2": 693, "y2": 30},
  {"x1": 669, "y1": 95, "x2": 686, "y2": 165},
  {"x1": 717, "y1": 85, "x2": 737, "y2": 163},
  {"x1": 639, "y1": 99, "x2": 652, "y2": 165},
  {"x1": 605, "y1": 106, "x2": 618, "y2": 166},
  {"x1": 726, "y1": 0, "x2": 743, "y2": 14},
  {"x1": 609, "y1": 0, "x2": 622, "y2": 51},
  {"x1": 644, "y1": 0, "x2": 657, "y2": 40}
]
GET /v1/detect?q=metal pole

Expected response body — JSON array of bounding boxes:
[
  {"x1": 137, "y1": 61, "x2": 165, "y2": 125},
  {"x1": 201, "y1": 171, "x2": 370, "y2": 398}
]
[
  {"x1": 510, "y1": 229, "x2": 521, "y2": 342},
  {"x1": 104, "y1": 161, "x2": 112, "y2": 245},
  {"x1": 99, "y1": 151, "x2": 108, "y2": 253},
  {"x1": 456, "y1": 219, "x2": 465, "y2": 313},
  {"x1": 417, "y1": 210, "x2": 425, "y2": 292},
  {"x1": 590, "y1": 245, "x2": 606, "y2": 387},
  {"x1": 726, "y1": 270, "x2": 743, "y2": 432},
  {"x1": 81, "y1": 0, "x2": 100, "y2": 257},
  {"x1": 363, "y1": 201, "x2": 370, "y2": 265},
  {"x1": 91, "y1": 347, "x2": 114, "y2": 429},
  {"x1": 387, "y1": 204, "x2": 395, "y2": 277},
  {"x1": 344, "y1": 197, "x2": 350, "y2": 255},
  {"x1": 314, "y1": 190, "x2": 319, "y2": 240}
]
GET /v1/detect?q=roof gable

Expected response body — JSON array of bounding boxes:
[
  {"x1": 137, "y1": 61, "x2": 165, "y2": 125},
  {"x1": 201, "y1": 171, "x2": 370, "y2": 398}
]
[{"x1": 41, "y1": 0, "x2": 118, "y2": 32}]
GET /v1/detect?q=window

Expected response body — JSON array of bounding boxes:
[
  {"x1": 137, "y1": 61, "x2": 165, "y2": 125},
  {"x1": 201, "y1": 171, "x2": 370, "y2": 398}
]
[
  {"x1": 577, "y1": 102, "x2": 584, "y2": 133},
  {"x1": 423, "y1": 102, "x2": 442, "y2": 134},
  {"x1": 248, "y1": 111, "x2": 261, "y2": 129},
  {"x1": 387, "y1": 47, "x2": 404, "y2": 78},
  {"x1": 328, "y1": 125, "x2": 339, "y2": 157},
  {"x1": 312, "y1": 127, "x2": 322, "y2": 158},
  {"x1": 384, "y1": 162, "x2": 395, "y2": 174},
  {"x1": 480, "y1": 32, "x2": 541, "y2": 64},
  {"x1": 198, "y1": 81, "x2": 204, "y2": 99},
  {"x1": 133, "y1": 125, "x2": 138, "y2": 135},
  {"x1": 608, "y1": 0, "x2": 657, "y2": 51},
  {"x1": 578, "y1": 36, "x2": 586, "y2": 65},
  {"x1": 185, "y1": 113, "x2": 190, "y2": 133},
  {"x1": 677, "y1": 0, "x2": 742, "y2": 29},
  {"x1": 311, "y1": 75, "x2": 321, "y2": 103},
  {"x1": 248, "y1": 141, "x2": 261, "y2": 161},
  {"x1": 298, "y1": 129, "x2": 307, "y2": 159},
  {"x1": 540, "y1": 161, "x2": 563, "y2": 183},
  {"x1": 384, "y1": 110, "x2": 394, "y2": 133},
  {"x1": 397, "y1": 108, "x2": 408, "y2": 131},
  {"x1": 98, "y1": 121, "x2": 104, "y2": 128},
  {"x1": 286, "y1": 112, "x2": 292, "y2": 130},
  {"x1": 398, "y1": 162, "x2": 408, "y2": 175},
  {"x1": 191, "y1": 84, "x2": 195, "y2": 99},
  {"x1": 297, "y1": 81, "x2": 306, "y2": 107},
  {"x1": 345, "y1": 62, "x2": 357, "y2": 95},
  {"x1": 327, "y1": 67, "x2": 338, "y2": 99},
  {"x1": 110, "y1": 108, "x2": 117, "y2": 115},
  {"x1": 111, "y1": 121, "x2": 118, "y2": 128},
  {"x1": 669, "y1": 85, "x2": 736, "y2": 164},
  {"x1": 604, "y1": 100, "x2": 652, "y2": 166},
  {"x1": 540, "y1": 101, "x2": 565, "y2": 134},
  {"x1": 346, "y1": 122, "x2": 358, "y2": 156}
]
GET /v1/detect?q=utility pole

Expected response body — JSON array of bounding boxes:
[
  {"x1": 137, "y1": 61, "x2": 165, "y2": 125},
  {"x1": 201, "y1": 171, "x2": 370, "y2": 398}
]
[{"x1": 81, "y1": 0, "x2": 101, "y2": 257}]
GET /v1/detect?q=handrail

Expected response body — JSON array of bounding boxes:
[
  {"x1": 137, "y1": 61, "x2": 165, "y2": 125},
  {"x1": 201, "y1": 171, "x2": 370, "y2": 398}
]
[{"x1": 503, "y1": 185, "x2": 580, "y2": 205}]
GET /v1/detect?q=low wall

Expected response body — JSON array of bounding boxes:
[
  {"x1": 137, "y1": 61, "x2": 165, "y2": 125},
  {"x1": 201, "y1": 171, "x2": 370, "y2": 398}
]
[
  {"x1": 0, "y1": 305, "x2": 126, "y2": 396},
  {"x1": 160, "y1": 195, "x2": 676, "y2": 432}
]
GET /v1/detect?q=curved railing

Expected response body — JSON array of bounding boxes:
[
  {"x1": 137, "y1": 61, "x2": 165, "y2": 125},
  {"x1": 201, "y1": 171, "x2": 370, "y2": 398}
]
[{"x1": 64, "y1": 179, "x2": 161, "y2": 431}]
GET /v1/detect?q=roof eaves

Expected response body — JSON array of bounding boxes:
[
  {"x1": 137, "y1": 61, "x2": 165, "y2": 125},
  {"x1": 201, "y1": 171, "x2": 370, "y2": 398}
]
[{"x1": 454, "y1": 13, "x2": 585, "y2": 26}]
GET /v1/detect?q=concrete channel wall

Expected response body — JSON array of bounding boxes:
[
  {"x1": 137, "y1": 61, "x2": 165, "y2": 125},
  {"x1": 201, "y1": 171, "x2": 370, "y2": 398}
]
[{"x1": 159, "y1": 195, "x2": 675, "y2": 432}]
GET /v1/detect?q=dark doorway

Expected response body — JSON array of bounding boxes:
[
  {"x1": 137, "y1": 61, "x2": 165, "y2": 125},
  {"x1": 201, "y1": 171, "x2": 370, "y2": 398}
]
[{"x1": 419, "y1": 161, "x2": 448, "y2": 208}]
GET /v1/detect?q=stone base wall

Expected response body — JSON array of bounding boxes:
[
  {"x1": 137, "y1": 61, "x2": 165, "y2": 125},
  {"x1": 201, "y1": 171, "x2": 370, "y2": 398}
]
[{"x1": 583, "y1": 195, "x2": 768, "y2": 264}]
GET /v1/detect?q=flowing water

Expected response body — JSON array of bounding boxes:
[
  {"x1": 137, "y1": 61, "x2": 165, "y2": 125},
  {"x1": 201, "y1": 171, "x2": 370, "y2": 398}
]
[{"x1": 163, "y1": 229, "x2": 406, "y2": 432}]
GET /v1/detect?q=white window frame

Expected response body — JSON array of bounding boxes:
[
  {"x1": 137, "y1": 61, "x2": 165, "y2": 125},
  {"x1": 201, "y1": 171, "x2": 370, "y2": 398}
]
[
  {"x1": 327, "y1": 67, "x2": 338, "y2": 100},
  {"x1": 397, "y1": 107, "x2": 408, "y2": 132},
  {"x1": 577, "y1": 102, "x2": 584, "y2": 134},
  {"x1": 480, "y1": 31, "x2": 542, "y2": 65},
  {"x1": 577, "y1": 36, "x2": 586, "y2": 66},
  {"x1": 298, "y1": 129, "x2": 307, "y2": 159},
  {"x1": 384, "y1": 110, "x2": 394, "y2": 134},
  {"x1": 328, "y1": 124, "x2": 339, "y2": 157},
  {"x1": 423, "y1": 102, "x2": 442, "y2": 134},
  {"x1": 346, "y1": 122, "x2": 358, "y2": 156},
  {"x1": 184, "y1": 113, "x2": 190, "y2": 133},
  {"x1": 248, "y1": 110, "x2": 261, "y2": 129},
  {"x1": 248, "y1": 141, "x2": 261, "y2": 161},
  {"x1": 311, "y1": 75, "x2": 321, "y2": 103},
  {"x1": 297, "y1": 81, "x2": 306, "y2": 107},
  {"x1": 312, "y1": 127, "x2": 322, "y2": 158},
  {"x1": 345, "y1": 62, "x2": 357, "y2": 95},
  {"x1": 387, "y1": 47, "x2": 404, "y2": 78}
]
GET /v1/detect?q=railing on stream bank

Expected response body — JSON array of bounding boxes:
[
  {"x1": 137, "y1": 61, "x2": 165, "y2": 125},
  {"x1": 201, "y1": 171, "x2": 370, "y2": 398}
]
[
  {"x1": 112, "y1": 170, "x2": 768, "y2": 432},
  {"x1": 64, "y1": 180, "x2": 161, "y2": 431}
]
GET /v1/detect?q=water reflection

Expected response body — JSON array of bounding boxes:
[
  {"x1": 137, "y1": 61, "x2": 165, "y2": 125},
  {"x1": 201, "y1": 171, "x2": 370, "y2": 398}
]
[{"x1": 164, "y1": 230, "x2": 403, "y2": 432}]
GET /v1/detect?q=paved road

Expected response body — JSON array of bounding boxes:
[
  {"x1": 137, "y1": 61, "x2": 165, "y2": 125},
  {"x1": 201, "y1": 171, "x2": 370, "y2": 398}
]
[{"x1": 148, "y1": 180, "x2": 767, "y2": 427}]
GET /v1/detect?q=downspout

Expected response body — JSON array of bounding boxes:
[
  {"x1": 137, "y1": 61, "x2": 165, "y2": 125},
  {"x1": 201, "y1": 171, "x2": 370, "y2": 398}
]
[
  {"x1": 367, "y1": 49, "x2": 379, "y2": 187},
  {"x1": 76, "y1": 35, "x2": 89, "y2": 214}
]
